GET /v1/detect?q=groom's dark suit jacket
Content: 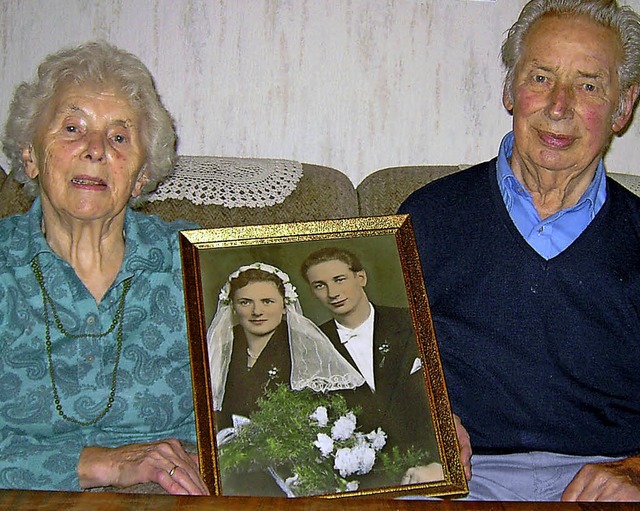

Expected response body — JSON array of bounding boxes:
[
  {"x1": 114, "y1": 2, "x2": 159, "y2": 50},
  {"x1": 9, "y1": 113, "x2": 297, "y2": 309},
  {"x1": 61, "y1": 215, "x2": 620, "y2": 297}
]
[{"x1": 319, "y1": 305, "x2": 437, "y2": 457}]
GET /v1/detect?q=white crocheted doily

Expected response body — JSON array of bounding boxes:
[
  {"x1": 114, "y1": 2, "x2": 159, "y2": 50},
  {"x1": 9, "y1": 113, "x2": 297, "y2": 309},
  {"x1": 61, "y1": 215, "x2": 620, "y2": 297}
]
[{"x1": 148, "y1": 156, "x2": 303, "y2": 208}]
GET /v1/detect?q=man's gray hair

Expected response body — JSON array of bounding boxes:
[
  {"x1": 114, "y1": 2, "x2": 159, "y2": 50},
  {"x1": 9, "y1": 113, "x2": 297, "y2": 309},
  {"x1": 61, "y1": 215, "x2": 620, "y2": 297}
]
[
  {"x1": 501, "y1": 0, "x2": 640, "y2": 119},
  {"x1": 2, "y1": 40, "x2": 177, "y2": 204}
]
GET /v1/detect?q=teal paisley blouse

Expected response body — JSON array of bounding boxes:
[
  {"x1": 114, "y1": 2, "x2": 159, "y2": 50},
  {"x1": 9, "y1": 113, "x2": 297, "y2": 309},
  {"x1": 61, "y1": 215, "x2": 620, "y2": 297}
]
[{"x1": 0, "y1": 198, "x2": 197, "y2": 490}]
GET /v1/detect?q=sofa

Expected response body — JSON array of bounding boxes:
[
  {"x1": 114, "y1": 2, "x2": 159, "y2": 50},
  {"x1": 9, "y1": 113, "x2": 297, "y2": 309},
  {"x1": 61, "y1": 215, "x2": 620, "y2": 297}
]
[
  {"x1": 0, "y1": 155, "x2": 466, "y2": 225},
  {"x1": 2, "y1": 155, "x2": 639, "y2": 227}
]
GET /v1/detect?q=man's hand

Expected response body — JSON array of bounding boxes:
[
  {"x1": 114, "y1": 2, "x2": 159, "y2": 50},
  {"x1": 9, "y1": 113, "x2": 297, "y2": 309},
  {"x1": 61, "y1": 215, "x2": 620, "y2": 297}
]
[
  {"x1": 562, "y1": 456, "x2": 640, "y2": 501},
  {"x1": 78, "y1": 438, "x2": 209, "y2": 495},
  {"x1": 454, "y1": 414, "x2": 472, "y2": 481}
]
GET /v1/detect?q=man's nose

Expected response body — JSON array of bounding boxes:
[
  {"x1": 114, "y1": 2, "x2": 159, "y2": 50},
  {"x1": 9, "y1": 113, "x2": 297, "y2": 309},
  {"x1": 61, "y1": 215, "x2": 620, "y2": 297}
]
[
  {"x1": 546, "y1": 83, "x2": 575, "y2": 121},
  {"x1": 326, "y1": 283, "x2": 339, "y2": 298}
]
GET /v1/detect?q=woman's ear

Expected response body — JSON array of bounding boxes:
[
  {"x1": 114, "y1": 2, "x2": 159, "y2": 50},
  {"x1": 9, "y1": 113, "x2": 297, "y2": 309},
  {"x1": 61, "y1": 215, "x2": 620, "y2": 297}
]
[
  {"x1": 22, "y1": 145, "x2": 39, "y2": 179},
  {"x1": 131, "y1": 168, "x2": 149, "y2": 198}
]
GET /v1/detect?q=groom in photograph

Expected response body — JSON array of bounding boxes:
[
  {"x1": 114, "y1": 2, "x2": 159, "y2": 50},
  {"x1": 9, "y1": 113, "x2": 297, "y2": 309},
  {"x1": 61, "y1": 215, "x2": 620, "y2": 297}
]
[{"x1": 300, "y1": 247, "x2": 438, "y2": 467}]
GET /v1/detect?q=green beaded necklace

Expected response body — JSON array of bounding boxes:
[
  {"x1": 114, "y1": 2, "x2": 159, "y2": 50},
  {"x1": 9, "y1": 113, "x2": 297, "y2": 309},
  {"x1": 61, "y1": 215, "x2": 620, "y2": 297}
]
[{"x1": 30, "y1": 255, "x2": 131, "y2": 426}]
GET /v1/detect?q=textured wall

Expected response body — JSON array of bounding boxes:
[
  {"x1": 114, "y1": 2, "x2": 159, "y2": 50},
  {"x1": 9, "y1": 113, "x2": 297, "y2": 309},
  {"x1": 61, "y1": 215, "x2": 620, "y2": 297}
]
[{"x1": 1, "y1": 0, "x2": 639, "y2": 184}]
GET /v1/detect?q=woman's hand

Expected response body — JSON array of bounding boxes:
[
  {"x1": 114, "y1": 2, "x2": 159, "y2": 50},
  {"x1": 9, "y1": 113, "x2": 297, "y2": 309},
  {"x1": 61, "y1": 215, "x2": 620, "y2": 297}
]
[
  {"x1": 78, "y1": 438, "x2": 209, "y2": 495},
  {"x1": 454, "y1": 414, "x2": 472, "y2": 481}
]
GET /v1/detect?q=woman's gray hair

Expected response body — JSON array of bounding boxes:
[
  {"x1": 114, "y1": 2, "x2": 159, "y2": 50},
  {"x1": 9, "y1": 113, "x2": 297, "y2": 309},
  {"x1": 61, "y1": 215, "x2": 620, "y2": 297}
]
[
  {"x1": 2, "y1": 40, "x2": 177, "y2": 203},
  {"x1": 501, "y1": 0, "x2": 640, "y2": 118}
]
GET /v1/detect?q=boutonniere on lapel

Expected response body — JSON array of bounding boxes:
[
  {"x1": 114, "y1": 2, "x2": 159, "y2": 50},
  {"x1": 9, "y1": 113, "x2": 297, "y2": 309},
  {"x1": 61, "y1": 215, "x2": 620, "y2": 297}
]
[{"x1": 378, "y1": 342, "x2": 390, "y2": 368}]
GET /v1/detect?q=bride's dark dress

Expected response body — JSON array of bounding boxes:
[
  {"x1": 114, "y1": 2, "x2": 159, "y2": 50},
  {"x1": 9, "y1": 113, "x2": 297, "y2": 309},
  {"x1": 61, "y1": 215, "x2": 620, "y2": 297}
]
[
  {"x1": 215, "y1": 322, "x2": 292, "y2": 496},
  {"x1": 216, "y1": 322, "x2": 292, "y2": 430}
]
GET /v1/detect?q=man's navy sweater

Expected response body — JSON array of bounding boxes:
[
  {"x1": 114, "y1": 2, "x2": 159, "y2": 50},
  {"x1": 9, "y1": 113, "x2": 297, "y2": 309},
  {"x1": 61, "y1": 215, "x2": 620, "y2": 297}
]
[{"x1": 399, "y1": 158, "x2": 640, "y2": 456}]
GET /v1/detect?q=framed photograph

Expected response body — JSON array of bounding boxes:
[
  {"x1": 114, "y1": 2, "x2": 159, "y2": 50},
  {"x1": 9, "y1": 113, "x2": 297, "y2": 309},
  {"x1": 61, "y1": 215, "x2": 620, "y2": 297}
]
[{"x1": 180, "y1": 215, "x2": 468, "y2": 499}]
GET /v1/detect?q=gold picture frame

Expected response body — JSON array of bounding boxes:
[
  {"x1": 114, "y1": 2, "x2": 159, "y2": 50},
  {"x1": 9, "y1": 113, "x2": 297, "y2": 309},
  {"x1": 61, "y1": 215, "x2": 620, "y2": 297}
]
[{"x1": 180, "y1": 215, "x2": 468, "y2": 499}]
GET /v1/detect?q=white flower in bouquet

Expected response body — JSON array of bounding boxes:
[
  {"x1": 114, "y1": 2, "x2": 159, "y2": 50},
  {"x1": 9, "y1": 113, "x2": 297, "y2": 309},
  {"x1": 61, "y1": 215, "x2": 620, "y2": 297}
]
[
  {"x1": 345, "y1": 480, "x2": 360, "y2": 492},
  {"x1": 309, "y1": 406, "x2": 329, "y2": 427},
  {"x1": 331, "y1": 411, "x2": 357, "y2": 441},
  {"x1": 366, "y1": 427, "x2": 387, "y2": 451},
  {"x1": 334, "y1": 444, "x2": 377, "y2": 477},
  {"x1": 314, "y1": 433, "x2": 334, "y2": 457}
]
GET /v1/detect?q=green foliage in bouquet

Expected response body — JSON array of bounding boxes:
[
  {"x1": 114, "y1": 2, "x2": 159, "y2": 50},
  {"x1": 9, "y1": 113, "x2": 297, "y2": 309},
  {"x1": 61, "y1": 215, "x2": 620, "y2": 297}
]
[
  {"x1": 219, "y1": 385, "x2": 352, "y2": 494},
  {"x1": 218, "y1": 384, "x2": 433, "y2": 496}
]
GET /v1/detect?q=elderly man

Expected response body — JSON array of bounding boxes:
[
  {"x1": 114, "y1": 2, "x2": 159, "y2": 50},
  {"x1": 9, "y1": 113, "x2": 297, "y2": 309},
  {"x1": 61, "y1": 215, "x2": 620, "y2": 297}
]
[{"x1": 399, "y1": 0, "x2": 640, "y2": 502}]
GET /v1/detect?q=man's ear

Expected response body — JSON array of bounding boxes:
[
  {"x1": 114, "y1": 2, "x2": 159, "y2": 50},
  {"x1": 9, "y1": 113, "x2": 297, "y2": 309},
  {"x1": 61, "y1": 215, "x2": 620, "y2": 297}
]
[
  {"x1": 613, "y1": 84, "x2": 640, "y2": 134},
  {"x1": 503, "y1": 86, "x2": 514, "y2": 113},
  {"x1": 356, "y1": 269, "x2": 368, "y2": 288},
  {"x1": 22, "y1": 145, "x2": 39, "y2": 179}
]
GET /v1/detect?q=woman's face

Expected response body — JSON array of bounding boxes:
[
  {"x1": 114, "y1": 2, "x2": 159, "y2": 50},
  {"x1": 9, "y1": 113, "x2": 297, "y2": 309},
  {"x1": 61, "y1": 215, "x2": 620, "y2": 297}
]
[
  {"x1": 233, "y1": 281, "x2": 285, "y2": 338},
  {"x1": 23, "y1": 84, "x2": 146, "y2": 224}
]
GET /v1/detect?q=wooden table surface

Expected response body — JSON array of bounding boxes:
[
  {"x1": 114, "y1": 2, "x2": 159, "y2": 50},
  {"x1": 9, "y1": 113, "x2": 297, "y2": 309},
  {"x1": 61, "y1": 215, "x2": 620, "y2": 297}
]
[{"x1": 0, "y1": 490, "x2": 636, "y2": 511}]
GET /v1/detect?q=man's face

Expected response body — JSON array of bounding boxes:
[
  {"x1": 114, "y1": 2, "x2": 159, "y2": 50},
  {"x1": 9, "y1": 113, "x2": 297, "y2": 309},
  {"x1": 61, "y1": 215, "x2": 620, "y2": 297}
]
[
  {"x1": 305, "y1": 259, "x2": 368, "y2": 319},
  {"x1": 506, "y1": 14, "x2": 638, "y2": 179}
]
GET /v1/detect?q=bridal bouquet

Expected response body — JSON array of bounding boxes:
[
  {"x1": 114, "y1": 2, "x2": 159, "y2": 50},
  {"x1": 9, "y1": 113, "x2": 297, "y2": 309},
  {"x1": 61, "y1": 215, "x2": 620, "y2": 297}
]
[{"x1": 218, "y1": 385, "x2": 431, "y2": 496}]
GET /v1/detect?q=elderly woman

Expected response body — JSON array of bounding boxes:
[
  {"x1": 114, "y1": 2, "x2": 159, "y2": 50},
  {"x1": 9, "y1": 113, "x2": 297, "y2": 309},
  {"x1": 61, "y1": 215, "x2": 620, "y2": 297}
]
[{"x1": 0, "y1": 41, "x2": 207, "y2": 494}]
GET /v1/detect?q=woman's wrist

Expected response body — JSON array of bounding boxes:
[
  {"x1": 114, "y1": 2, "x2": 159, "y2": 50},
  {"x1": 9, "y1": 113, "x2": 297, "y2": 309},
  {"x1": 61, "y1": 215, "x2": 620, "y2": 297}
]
[{"x1": 78, "y1": 446, "x2": 114, "y2": 489}]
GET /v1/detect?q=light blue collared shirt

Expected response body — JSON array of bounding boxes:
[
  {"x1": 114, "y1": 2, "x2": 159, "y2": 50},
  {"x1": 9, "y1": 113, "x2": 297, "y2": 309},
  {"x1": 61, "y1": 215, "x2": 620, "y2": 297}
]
[{"x1": 497, "y1": 132, "x2": 606, "y2": 260}]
